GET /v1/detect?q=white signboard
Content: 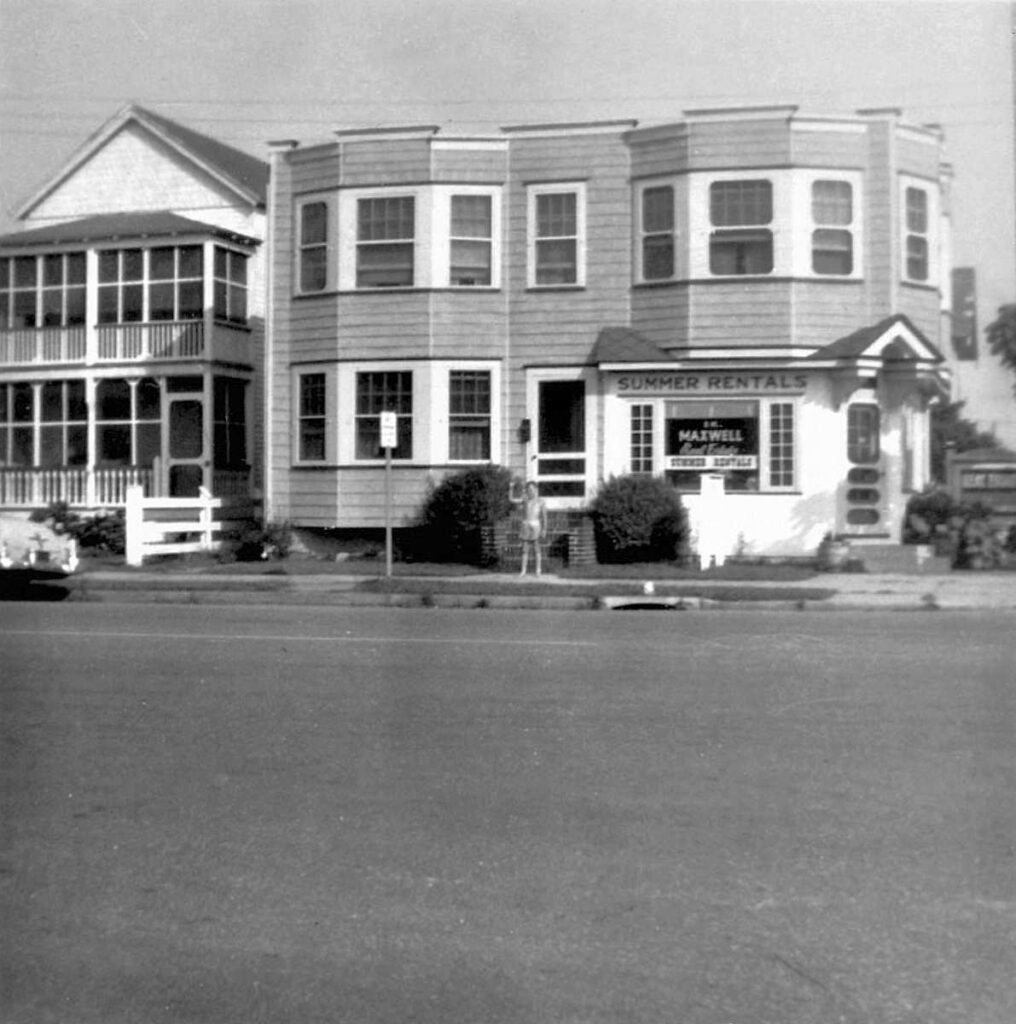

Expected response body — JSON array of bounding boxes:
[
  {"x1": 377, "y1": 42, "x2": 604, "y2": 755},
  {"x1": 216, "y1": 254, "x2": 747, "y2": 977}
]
[
  {"x1": 380, "y1": 411, "x2": 398, "y2": 450},
  {"x1": 667, "y1": 455, "x2": 758, "y2": 470}
]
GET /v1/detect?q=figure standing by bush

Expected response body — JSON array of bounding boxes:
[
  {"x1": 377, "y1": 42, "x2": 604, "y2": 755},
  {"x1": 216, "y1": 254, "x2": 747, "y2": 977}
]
[{"x1": 510, "y1": 479, "x2": 547, "y2": 576}]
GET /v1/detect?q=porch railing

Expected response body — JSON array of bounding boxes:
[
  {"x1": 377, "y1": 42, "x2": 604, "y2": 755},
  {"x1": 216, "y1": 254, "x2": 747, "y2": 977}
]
[
  {"x1": 97, "y1": 321, "x2": 204, "y2": 360},
  {"x1": 0, "y1": 326, "x2": 87, "y2": 365},
  {"x1": 0, "y1": 466, "x2": 155, "y2": 508}
]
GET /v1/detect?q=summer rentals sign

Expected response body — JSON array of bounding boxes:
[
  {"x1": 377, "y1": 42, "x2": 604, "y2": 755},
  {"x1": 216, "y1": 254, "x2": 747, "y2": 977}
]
[
  {"x1": 616, "y1": 372, "x2": 807, "y2": 394},
  {"x1": 666, "y1": 417, "x2": 758, "y2": 471}
]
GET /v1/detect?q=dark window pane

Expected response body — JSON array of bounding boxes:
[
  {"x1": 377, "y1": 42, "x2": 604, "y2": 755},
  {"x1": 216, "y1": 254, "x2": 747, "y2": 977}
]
[
  {"x1": 13, "y1": 256, "x2": 36, "y2": 287},
  {"x1": 98, "y1": 424, "x2": 131, "y2": 464},
  {"x1": 643, "y1": 236, "x2": 674, "y2": 280},
  {"x1": 67, "y1": 381, "x2": 87, "y2": 420},
  {"x1": 812, "y1": 229, "x2": 853, "y2": 275},
  {"x1": 122, "y1": 249, "x2": 143, "y2": 280},
  {"x1": 539, "y1": 380, "x2": 585, "y2": 452},
  {"x1": 97, "y1": 379, "x2": 131, "y2": 420},
  {"x1": 13, "y1": 291, "x2": 37, "y2": 328},
  {"x1": 11, "y1": 426, "x2": 33, "y2": 465},
  {"x1": 122, "y1": 284, "x2": 143, "y2": 322},
  {"x1": 169, "y1": 400, "x2": 203, "y2": 458},
  {"x1": 137, "y1": 378, "x2": 161, "y2": 420},
  {"x1": 301, "y1": 202, "x2": 327, "y2": 245},
  {"x1": 149, "y1": 282, "x2": 175, "y2": 321},
  {"x1": 66, "y1": 252, "x2": 86, "y2": 284},
  {"x1": 40, "y1": 424, "x2": 63, "y2": 466},
  {"x1": 136, "y1": 422, "x2": 161, "y2": 467},
  {"x1": 98, "y1": 251, "x2": 119, "y2": 282},
  {"x1": 710, "y1": 230, "x2": 773, "y2": 275},
  {"x1": 98, "y1": 286, "x2": 119, "y2": 324},
  {"x1": 535, "y1": 239, "x2": 577, "y2": 284},
  {"x1": 42, "y1": 289, "x2": 63, "y2": 327},
  {"x1": 66, "y1": 286, "x2": 86, "y2": 326},
  {"x1": 41, "y1": 382, "x2": 63, "y2": 421},
  {"x1": 150, "y1": 247, "x2": 175, "y2": 280},
  {"x1": 12, "y1": 384, "x2": 33, "y2": 422},
  {"x1": 43, "y1": 254, "x2": 64, "y2": 286},
  {"x1": 179, "y1": 246, "x2": 202, "y2": 277},
  {"x1": 536, "y1": 193, "x2": 576, "y2": 236},
  {"x1": 178, "y1": 281, "x2": 204, "y2": 319},
  {"x1": 710, "y1": 180, "x2": 772, "y2": 226},
  {"x1": 67, "y1": 424, "x2": 88, "y2": 465}
]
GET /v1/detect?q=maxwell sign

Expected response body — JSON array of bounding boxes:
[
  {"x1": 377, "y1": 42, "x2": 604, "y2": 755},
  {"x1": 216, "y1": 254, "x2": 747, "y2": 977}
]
[
  {"x1": 615, "y1": 372, "x2": 807, "y2": 394},
  {"x1": 666, "y1": 417, "x2": 758, "y2": 470}
]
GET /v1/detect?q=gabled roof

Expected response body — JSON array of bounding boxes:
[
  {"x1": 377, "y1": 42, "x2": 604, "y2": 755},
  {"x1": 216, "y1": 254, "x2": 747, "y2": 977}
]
[
  {"x1": 16, "y1": 104, "x2": 268, "y2": 219},
  {"x1": 590, "y1": 326, "x2": 675, "y2": 364},
  {"x1": 809, "y1": 314, "x2": 944, "y2": 364},
  {"x1": 0, "y1": 211, "x2": 259, "y2": 249}
]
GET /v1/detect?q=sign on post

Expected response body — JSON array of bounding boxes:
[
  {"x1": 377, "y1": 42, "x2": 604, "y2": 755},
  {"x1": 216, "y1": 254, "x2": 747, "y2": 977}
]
[
  {"x1": 380, "y1": 411, "x2": 398, "y2": 451},
  {"x1": 380, "y1": 411, "x2": 397, "y2": 577}
]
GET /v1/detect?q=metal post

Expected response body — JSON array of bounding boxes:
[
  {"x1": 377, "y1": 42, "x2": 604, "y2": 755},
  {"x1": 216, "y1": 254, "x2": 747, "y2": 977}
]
[{"x1": 385, "y1": 446, "x2": 393, "y2": 578}]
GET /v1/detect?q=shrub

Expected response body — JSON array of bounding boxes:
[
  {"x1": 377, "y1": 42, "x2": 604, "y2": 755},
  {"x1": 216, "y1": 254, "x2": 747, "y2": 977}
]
[
  {"x1": 903, "y1": 488, "x2": 1010, "y2": 569},
  {"x1": 589, "y1": 475, "x2": 688, "y2": 564},
  {"x1": 225, "y1": 520, "x2": 294, "y2": 562},
  {"x1": 30, "y1": 501, "x2": 126, "y2": 554},
  {"x1": 418, "y1": 465, "x2": 514, "y2": 565}
]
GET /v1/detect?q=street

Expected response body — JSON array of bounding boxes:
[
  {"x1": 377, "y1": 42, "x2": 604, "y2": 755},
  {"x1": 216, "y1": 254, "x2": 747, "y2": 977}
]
[{"x1": 1, "y1": 602, "x2": 1014, "y2": 1024}]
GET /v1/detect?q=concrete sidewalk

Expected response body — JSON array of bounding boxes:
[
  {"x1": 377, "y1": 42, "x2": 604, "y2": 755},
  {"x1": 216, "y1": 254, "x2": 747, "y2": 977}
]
[{"x1": 60, "y1": 564, "x2": 1016, "y2": 611}]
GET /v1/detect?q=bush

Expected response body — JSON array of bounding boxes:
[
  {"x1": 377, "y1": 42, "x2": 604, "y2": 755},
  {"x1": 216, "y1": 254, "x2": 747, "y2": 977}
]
[
  {"x1": 418, "y1": 465, "x2": 514, "y2": 565},
  {"x1": 224, "y1": 520, "x2": 293, "y2": 562},
  {"x1": 30, "y1": 501, "x2": 126, "y2": 554},
  {"x1": 903, "y1": 488, "x2": 1011, "y2": 569},
  {"x1": 589, "y1": 475, "x2": 688, "y2": 564}
]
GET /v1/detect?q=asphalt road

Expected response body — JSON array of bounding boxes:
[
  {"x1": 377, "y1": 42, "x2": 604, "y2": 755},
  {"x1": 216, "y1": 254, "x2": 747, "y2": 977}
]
[{"x1": 1, "y1": 603, "x2": 1014, "y2": 1024}]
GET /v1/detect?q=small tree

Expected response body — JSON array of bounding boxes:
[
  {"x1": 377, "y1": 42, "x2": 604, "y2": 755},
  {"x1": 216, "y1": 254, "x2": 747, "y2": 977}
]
[
  {"x1": 987, "y1": 303, "x2": 1016, "y2": 396},
  {"x1": 589, "y1": 474, "x2": 688, "y2": 563},
  {"x1": 930, "y1": 400, "x2": 998, "y2": 480},
  {"x1": 418, "y1": 465, "x2": 514, "y2": 565}
]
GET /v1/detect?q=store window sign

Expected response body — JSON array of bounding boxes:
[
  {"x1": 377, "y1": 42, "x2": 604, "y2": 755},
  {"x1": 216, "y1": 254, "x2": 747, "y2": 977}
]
[
  {"x1": 617, "y1": 373, "x2": 807, "y2": 394},
  {"x1": 666, "y1": 417, "x2": 758, "y2": 471}
]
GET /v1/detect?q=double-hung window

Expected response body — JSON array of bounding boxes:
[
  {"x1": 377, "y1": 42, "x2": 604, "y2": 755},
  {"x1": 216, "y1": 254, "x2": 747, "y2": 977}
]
[
  {"x1": 214, "y1": 248, "x2": 248, "y2": 325},
  {"x1": 450, "y1": 195, "x2": 492, "y2": 286},
  {"x1": 449, "y1": 370, "x2": 491, "y2": 461},
  {"x1": 356, "y1": 371, "x2": 412, "y2": 459},
  {"x1": 640, "y1": 185, "x2": 675, "y2": 280},
  {"x1": 529, "y1": 184, "x2": 585, "y2": 287},
  {"x1": 298, "y1": 201, "x2": 329, "y2": 293},
  {"x1": 297, "y1": 373, "x2": 326, "y2": 462},
  {"x1": 357, "y1": 197, "x2": 415, "y2": 288},
  {"x1": 904, "y1": 186, "x2": 929, "y2": 282},
  {"x1": 811, "y1": 180, "x2": 853, "y2": 275},
  {"x1": 709, "y1": 179, "x2": 773, "y2": 275}
]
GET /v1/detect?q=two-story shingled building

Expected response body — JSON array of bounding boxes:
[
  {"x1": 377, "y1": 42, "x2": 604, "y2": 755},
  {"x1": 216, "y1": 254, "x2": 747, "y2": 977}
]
[
  {"x1": 265, "y1": 105, "x2": 951, "y2": 558},
  {"x1": 0, "y1": 105, "x2": 267, "y2": 509}
]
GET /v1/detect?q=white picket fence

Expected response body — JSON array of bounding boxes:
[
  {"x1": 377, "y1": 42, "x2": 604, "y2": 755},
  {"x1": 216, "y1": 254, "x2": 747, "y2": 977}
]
[{"x1": 124, "y1": 484, "x2": 252, "y2": 567}]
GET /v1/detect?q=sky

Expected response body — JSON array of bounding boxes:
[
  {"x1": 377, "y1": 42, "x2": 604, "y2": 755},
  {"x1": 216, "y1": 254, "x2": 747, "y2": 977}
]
[{"x1": 1, "y1": 0, "x2": 1014, "y2": 428}]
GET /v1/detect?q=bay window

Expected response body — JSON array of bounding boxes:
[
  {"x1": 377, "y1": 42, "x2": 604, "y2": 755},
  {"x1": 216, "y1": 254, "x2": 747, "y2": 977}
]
[
  {"x1": 640, "y1": 185, "x2": 675, "y2": 281},
  {"x1": 709, "y1": 179, "x2": 773, "y2": 276},
  {"x1": 356, "y1": 196, "x2": 415, "y2": 288},
  {"x1": 214, "y1": 247, "x2": 248, "y2": 324},
  {"x1": 298, "y1": 201, "x2": 329, "y2": 293},
  {"x1": 450, "y1": 195, "x2": 493, "y2": 286},
  {"x1": 811, "y1": 180, "x2": 853, "y2": 275},
  {"x1": 0, "y1": 253, "x2": 86, "y2": 329},
  {"x1": 449, "y1": 370, "x2": 491, "y2": 460},
  {"x1": 356, "y1": 371, "x2": 413, "y2": 459},
  {"x1": 297, "y1": 372, "x2": 327, "y2": 462},
  {"x1": 904, "y1": 186, "x2": 929, "y2": 282}
]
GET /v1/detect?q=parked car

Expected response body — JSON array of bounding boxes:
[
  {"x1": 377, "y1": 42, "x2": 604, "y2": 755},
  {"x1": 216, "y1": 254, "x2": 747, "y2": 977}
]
[{"x1": 0, "y1": 514, "x2": 79, "y2": 583}]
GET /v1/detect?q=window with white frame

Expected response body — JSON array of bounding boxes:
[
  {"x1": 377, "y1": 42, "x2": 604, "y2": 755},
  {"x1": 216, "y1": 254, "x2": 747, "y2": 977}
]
[
  {"x1": 355, "y1": 370, "x2": 413, "y2": 459},
  {"x1": 640, "y1": 185, "x2": 675, "y2": 281},
  {"x1": 297, "y1": 372, "x2": 327, "y2": 462},
  {"x1": 450, "y1": 195, "x2": 493, "y2": 286},
  {"x1": 214, "y1": 248, "x2": 248, "y2": 325},
  {"x1": 94, "y1": 377, "x2": 161, "y2": 467},
  {"x1": 298, "y1": 201, "x2": 329, "y2": 293},
  {"x1": 662, "y1": 398, "x2": 796, "y2": 492},
  {"x1": 0, "y1": 253, "x2": 87, "y2": 329},
  {"x1": 40, "y1": 380, "x2": 88, "y2": 467},
  {"x1": 529, "y1": 184, "x2": 585, "y2": 287},
  {"x1": 0, "y1": 382, "x2": 34, "y2": 465},
  {"x1": 630, "y1": 403, "x2": 654, "y2": 473},
  {"x1": 149, "y1": 245, "x2": 203, "y2": 321},
  {"x1": 811, "y1": 180, "x2": 853, "y2": 276},
  {"x1": 709, "y1": 180, "x2": 773, "y2": 276},
  {"x1": 767, "y1": 402, "x2": 795, "y2": 488},
  {"x1": 449, "y1": 370, "x2": 491, "y2": 460},
  {"x1": 357, "y1": 196, "x2": 415, "y2": 288},
  {"x1": 97, "y1": 249, "x2": 143, "y2": 324},
  {"x1": 904, "y1": 185, "x2": 929, "y2": 282}
]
